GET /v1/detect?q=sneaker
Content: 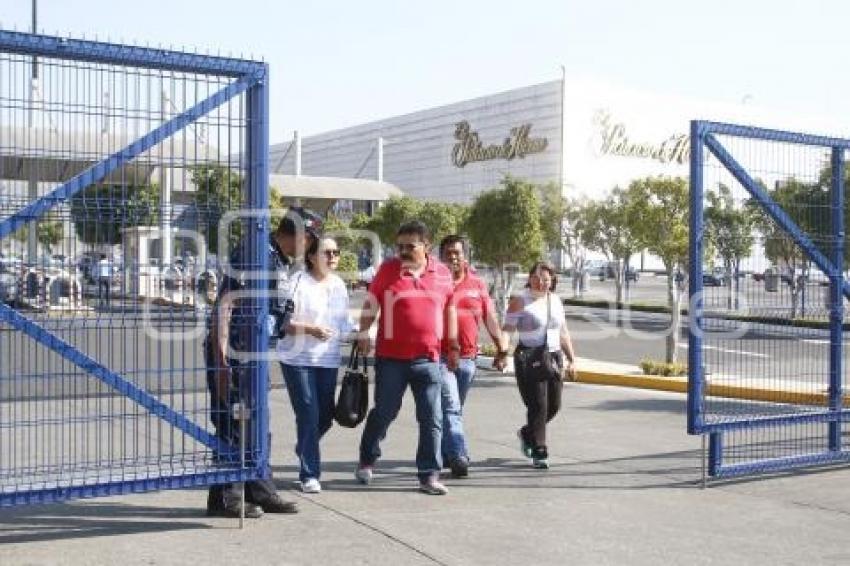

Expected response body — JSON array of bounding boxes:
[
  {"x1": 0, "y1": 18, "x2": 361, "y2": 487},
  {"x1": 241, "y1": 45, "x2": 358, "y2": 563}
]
[
  {"x1": 532, "y1": 458, "x2": 550, "y2": 470},
  {"x1": 418, "y1": 478, "x2": 449, "y2": 495},
  {"x1": 517, "y1": 430, "x2": 533, "y2": 459},
  {"x1": 355, "y1": 464, "x2": 373, "y2": 485},
  {"x1": 449, "y1": 457, "x2": 469, "y2": 479},
  {"x1": 255, "y1": 493, "x2": 299, "y2": 514},
  {"x1": 301, "y1": 478, "x2": 322, "y2": 494}
]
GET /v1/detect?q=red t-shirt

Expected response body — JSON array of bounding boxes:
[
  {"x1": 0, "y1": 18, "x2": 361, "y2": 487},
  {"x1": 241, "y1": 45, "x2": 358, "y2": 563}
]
[
  {"x1": 441, "y1": 268, "x2": 495, "y2": 358},
  {"x1": 368, "y1": 256, "x2": 454, "y2": 361}
]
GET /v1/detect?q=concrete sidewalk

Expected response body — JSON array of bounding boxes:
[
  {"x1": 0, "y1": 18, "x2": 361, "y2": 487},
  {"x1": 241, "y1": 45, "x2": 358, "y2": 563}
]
[{"x1": 2, "y1": 374, "x2": 850, "y2": 565}]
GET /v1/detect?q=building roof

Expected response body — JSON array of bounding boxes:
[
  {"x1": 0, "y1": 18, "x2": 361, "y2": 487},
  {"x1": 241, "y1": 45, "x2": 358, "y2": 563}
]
[{"x1": 269, "y1": 174, "x2": 403, "y2": 201}]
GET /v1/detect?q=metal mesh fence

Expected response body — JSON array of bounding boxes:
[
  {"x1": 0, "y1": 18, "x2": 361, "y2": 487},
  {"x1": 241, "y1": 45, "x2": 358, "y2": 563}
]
[
  {"x1": 691, "y1": 121, "x2": 850, "y2": 477},
  {"x1": 0, "y1": 33, "x2": 267, "y2": 504}
]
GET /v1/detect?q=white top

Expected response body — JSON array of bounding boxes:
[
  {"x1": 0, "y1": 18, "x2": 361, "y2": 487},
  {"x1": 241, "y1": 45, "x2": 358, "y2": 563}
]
[
  {"x1": 277, "y1": 271, "x2": 356, "y2": 368},
  {"x1": 96, "y1": 258, "x2": 111, "y2": 278},
  {"x1": 504, "y1": 290, "x2": 566, "y2": 351}
]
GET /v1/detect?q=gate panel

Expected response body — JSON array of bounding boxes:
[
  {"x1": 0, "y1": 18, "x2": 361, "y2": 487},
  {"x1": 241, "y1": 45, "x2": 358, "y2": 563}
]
[
  {"x1": 0, "y1": 31, "x2": 269, "y2": 505},
  {"x1": 689, "y1": 120, "x2": 850, "y2": 478}
]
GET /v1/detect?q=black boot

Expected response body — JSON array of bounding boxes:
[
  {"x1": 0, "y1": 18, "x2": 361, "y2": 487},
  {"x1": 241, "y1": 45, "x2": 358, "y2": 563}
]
[
  {"x1": 207, "y1": 484, "x2": 264, "y2": 518},
  {"x1": 206, "y1": 485, "x2": 225, "y2": 516}
]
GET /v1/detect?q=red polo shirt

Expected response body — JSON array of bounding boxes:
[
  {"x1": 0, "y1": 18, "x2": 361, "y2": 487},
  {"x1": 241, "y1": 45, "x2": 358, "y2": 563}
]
[
  {"x1": 441, "y1": 266, "x2": 495, "y2": 358},
  {"x1": 369, "y1": 255, "x2": 454, "y2": 361}
]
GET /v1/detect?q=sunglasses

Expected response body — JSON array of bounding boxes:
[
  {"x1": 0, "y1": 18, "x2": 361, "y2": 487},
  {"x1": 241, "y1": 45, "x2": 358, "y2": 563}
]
[{"x1": 323, "y1": 249, "x2": 341, "y2": 258}]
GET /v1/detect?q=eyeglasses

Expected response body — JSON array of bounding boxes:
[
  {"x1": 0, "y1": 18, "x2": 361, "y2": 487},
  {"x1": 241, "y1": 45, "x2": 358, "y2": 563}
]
[
  {"x1": 395, "y1": 242, "x2": 423, "y2": 252},
  {"x1": 323, "y1": 249, "x2": 341, "y2": 258}
]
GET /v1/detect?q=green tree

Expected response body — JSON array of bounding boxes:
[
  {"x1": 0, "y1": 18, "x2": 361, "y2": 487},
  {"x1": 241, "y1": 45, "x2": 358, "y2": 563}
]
[
  {"x1": 37, "y1": 214, "x2": 64, "y2": 255},
  {"x1": 364, "y1": 195, "x2": 467, "y2": 251},
  {"x1": 751, "y1": 178, "x2": 824, "y2": 319},
  {"x1": 581, "y1": 187, "x2": 640, "y2": 304},
  {"x1": 337, "y1": 250, "x2": 358, "y2": 280},
  {"x1": 349, "y1": 212, "x2": 373, "y2": 232},
  {"x1": 466, "y1": 176, "x2": 544, "y2": 318},
  {"x1": 628, "y1": 176, "x2": 689, "y2": 363},
  {"x1": 69, "y1": 183, "x2": 160, "y2": 246},
  {"x1": 538, "y1": 182, "x2": 566, "y2": 251},
  {"x1": 561, "y1": 198, "x2": 593, "y2": 297},
  {"x1": 192, "y1": 165, "x2": 243, "y2": 255},
  {"x1": 705, "y1": 183, "x2": 755, "y2": 310},
  {"x1": 417, "y1": 201, "x2": 468, "y2": 248},
  {"x1": 269, "y1": 185, "x2": 287, "y2": 211},
  {"x1": 366, "y1": 196, "x2": 421, "y2": 244}
]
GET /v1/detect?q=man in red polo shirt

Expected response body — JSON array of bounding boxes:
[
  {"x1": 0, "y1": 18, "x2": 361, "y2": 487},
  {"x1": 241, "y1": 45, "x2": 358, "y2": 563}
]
[
  {"x1": 439, "y1": 235, "x2": 508, "y2": 479},
  {"x1": 356, "y1": 220, "x2": 459, "y2": 495}
]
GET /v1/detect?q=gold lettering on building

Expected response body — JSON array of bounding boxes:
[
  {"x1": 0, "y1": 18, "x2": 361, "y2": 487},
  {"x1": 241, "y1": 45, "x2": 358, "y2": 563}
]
[
  {"x1": 452, "y1": 121, "x2": 549, "y2": 168},
  {"x1": 591, "y1": 110, "x2": 690, "y2": 165}
]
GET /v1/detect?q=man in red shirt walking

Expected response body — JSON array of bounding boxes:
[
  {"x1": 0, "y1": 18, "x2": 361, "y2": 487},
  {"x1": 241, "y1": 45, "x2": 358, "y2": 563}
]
[
  {"x1": 439, "y1": 235, "x2": 508, "y2": 478},
  {"x1": 356, "y1": 221, "x2": 459, "y2": 495}
]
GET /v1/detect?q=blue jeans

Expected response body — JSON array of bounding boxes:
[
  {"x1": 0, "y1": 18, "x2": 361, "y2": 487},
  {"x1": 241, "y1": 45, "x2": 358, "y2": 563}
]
[
  {"x1": 359, "y1": 357, "x2": 443, "y2": 481},
  {"x1": 281, "y1": 363, "x2": 338, "y2": 481},
  {"x1": 440, "y1": 357, "x2": 477, "y2": 461}
]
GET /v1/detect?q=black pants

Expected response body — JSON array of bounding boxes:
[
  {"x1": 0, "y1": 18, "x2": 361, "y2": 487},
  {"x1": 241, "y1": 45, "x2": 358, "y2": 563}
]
[
  {"x1": 514, "y1": 347, "x2": 563, "y2": 458},
  {"x1": 204, "y1": 341, "x2": 276, "y2": 505},
  {"x1": 97, "y1": 277, "x2": 110, "y2": 305}
]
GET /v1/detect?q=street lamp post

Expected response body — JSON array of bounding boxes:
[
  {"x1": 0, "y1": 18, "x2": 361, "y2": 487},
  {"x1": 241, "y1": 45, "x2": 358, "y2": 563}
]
[{"x1": 27, "y1": 0, "x2": 39, "y2": 265}]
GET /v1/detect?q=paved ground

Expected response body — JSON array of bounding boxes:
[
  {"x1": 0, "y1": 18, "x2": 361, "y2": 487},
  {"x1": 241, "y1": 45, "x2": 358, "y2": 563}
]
[{"x1": 3, "y1": 373, "x2": 850, "y2": 566}]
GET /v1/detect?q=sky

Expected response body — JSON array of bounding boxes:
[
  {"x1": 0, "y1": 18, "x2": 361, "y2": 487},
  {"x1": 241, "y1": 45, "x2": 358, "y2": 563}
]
[{"x1": 2, "y1": 0, "x2": 847, "y2": 142}]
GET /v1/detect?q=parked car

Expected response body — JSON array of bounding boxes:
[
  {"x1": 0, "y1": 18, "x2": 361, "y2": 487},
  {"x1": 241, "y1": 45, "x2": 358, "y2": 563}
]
[
  {"x1": 0, "y1": 258, "x2": 19, "y2": 304},
  {"x1": 602, "y1": 263, "x2": 639, "y2": 282},
  {"x1": 585, "y1": 260, "x2": 607, "y2": 278},
  {"x1": 702, "y1": 272, "x2": 724, "y2": 287}
]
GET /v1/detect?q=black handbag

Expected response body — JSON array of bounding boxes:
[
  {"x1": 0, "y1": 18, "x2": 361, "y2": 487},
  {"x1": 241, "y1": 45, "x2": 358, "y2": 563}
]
[{"x1": 334, "y1": 349, "x2": 369, "y2": 428}]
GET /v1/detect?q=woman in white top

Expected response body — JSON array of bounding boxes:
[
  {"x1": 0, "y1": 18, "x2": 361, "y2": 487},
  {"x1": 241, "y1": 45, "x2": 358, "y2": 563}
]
[
  {"x1": 501, "y1": 261, "x2": 576, "y2": 470},
  {"x1": 278, "y1": 237, "x2": 354, "y2": 493}
]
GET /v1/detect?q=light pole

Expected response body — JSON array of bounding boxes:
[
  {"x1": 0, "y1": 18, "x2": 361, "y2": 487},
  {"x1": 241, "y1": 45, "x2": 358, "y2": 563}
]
[
  {"x1": 26, "y1": 0, "x2": 39, "y2": 265},
  {"x1": 558, "y1": 64, "x2": 566, "y2": 271}
]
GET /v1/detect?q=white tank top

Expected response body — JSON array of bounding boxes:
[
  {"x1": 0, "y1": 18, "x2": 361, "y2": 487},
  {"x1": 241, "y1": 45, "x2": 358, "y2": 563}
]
[{"x1": 505, "y1": 290, "x2": 565, "y2": 351}]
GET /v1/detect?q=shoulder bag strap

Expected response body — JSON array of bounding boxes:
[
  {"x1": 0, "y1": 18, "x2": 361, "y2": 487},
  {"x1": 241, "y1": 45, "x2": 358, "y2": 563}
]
[
  {"x1": 542, "y1": 292, "x2": 552, "y2": 349},
  {"x1": 348, "y1": 346, "x2": 359, "y2": 370}
]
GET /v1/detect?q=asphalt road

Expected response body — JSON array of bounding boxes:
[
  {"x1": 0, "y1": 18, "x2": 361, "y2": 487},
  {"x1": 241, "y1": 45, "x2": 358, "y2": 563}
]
[{"x1": 1, "y1": 276, "x2": 846, "y2": 402}]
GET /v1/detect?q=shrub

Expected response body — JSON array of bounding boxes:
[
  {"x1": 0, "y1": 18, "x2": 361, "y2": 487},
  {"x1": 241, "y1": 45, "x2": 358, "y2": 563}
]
[
  {"x1": 640, "y1": 359, "x2": 687, "y2": 377},
  {"x1": 478, "y1": 343, "x2": 499, "y2": 357}
]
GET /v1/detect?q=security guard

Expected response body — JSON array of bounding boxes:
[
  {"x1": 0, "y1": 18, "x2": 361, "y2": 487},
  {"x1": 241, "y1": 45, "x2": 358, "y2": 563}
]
[{"x1": 205, "y1": 208, "x2": 321, "y2": 518}]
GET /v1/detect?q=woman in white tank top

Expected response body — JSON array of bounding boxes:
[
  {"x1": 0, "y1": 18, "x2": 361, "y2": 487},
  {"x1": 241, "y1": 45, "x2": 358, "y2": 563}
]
[{"x1": 502, "y1": 261, "x2": 576, "y2": 469}]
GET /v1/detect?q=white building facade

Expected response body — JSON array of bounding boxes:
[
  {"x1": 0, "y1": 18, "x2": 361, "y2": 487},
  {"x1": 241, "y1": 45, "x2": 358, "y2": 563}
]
[
  {"x1": 270, "y1": 80, "x2": 563, "y2": 204},
  {"x1": 271, "y1": 77, "x2": 836, "y2": 205}
]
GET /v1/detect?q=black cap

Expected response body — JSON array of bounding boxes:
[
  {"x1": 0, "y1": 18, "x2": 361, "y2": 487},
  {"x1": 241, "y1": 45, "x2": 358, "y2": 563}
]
[{"x1": 278, "y1": 206, "x2": 323, "y2": 238}]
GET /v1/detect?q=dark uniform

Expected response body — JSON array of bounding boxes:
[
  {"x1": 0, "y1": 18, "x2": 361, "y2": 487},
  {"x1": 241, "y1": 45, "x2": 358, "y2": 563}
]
[{"x1": 205, "y1": 234, "x2": 296, "y2": 515}]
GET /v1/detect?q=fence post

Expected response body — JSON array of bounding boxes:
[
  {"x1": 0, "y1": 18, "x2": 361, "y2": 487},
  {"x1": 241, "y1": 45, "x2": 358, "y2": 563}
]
[
  {"x1": 708, "y1": 432, "x2": 722, "y2": 476},
  {"x1": 688, "y1": 120, "x2": 705, "y2": 436},
  {"x1": 829, "y1": 146, "x2": 844, "y2": 452},
  {"x1": 247, "y1": 64, "x2": 271, "y2": 477}
]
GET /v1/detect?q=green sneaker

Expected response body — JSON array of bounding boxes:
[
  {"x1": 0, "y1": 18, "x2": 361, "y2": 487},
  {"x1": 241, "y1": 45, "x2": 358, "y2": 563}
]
[{"x1": 517, "y1": 430, "x2": 533, "y2": 459}]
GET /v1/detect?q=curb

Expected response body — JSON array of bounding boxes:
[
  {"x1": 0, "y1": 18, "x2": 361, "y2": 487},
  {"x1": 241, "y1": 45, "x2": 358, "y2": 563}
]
[
  {"x1": 575, "y1": 370, "x2": 687, "y2": 394},
  {"x1": 575, "y1": 370, "x2": 841, "y2": 407}
]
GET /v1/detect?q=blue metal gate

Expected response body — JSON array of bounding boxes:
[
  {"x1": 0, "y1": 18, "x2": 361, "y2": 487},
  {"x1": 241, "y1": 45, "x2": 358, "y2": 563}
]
[
  {"x1": 0, "y1": 31, "x2": 270, "y2": 505},
  {"x1": 689, "y1": 120, "x2": 850, "y2": 479}
]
